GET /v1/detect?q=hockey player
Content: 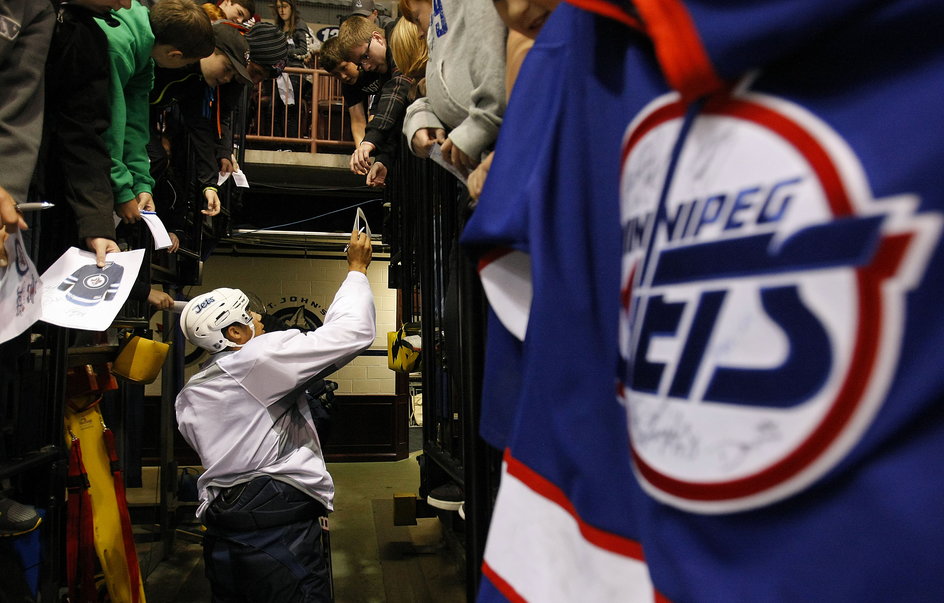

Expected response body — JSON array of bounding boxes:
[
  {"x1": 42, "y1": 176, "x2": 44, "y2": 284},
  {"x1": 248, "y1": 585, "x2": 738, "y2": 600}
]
[{"x1": 175, "y1": 228, "x2": 374, "y2": 602}]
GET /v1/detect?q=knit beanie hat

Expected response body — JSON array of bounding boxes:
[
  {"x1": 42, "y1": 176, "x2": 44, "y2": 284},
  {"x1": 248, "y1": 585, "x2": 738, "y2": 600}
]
[{"x1": 246, "y1": 22, "x2": 288, "y2": 69}]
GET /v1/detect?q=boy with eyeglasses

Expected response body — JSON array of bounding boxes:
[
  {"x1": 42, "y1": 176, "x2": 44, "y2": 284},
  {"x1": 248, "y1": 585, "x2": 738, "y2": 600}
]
[
  {"x1": 318, "y1": 35, "x2": 370, "y2": 145},
  {"x1": 346, "y1": 18, "x2": 429, "y2": 186},
  {"x1": 335, "y1": 16, "x2": 397, "y2": 143}
]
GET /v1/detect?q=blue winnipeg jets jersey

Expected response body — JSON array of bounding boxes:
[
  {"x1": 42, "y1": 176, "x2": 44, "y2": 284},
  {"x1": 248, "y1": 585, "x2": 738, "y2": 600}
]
[
  {"x1": 572, "y1": 0, "x2": 943, "y2": 600},
  {"x1": 467, "y1": 0, "x2": 944, "y2": 600},
  {"x1": 461, "y1": 5, "x2": 664, "y2": 601}
]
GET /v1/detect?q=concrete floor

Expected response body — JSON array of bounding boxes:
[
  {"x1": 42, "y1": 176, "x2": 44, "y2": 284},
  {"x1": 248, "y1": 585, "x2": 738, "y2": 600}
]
[{"x1": 134, "y1": 435, "x2": 466, "y2": 602}]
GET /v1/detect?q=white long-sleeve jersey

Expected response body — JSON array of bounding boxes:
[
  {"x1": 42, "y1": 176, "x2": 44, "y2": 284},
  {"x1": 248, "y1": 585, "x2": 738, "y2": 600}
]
[{"x1": 176, "y1": 271, "x2": 376, "y2": 519}]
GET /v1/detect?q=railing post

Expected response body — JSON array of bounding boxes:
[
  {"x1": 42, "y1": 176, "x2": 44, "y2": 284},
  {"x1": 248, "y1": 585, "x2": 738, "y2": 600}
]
[{"x1": 310, "y1": 69, "x2": 319, "y2": 154}]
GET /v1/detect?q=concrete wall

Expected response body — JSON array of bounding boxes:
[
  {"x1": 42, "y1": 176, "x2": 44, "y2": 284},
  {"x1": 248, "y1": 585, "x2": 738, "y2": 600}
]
[{"x1": 149, "y1": 252, "x2": 397, "y2": 395}]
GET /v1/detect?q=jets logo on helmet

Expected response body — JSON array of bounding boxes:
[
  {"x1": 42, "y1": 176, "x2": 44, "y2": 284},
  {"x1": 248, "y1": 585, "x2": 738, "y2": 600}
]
[
  {"x1": 181, "y1": 288, "x2": 255, "y2": 353},
  {"x1": 194, "y1": 297, "x2": 215, "y2": 314},
  {"x1": 617, "y1": 91, "x2": 942, "y2": 514}
]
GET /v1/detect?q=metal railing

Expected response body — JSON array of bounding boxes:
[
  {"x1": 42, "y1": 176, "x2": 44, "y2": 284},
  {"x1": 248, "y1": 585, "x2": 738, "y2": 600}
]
[
  {"x1": 386, "y1": 144, "x2": 499, "y2": 600},
  {"x1": 245, "y1": 66, "x2": 355, "y2": 154}
]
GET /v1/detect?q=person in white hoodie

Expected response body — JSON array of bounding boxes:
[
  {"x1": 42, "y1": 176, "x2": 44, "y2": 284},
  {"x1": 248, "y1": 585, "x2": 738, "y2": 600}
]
[
  {"x1": 397, "y1": 0, "x2": 507, "y2": 176},
  {"x1": 175, "y1": 229, "x2": 374, "y2": 602}
]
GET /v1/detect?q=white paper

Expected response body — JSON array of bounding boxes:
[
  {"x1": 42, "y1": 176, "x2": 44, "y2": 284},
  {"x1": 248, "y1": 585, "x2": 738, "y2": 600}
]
[
  {"x1": 345, "y1": 208, "x2": 372, "y2": 252},
  {"x1": 218, "y1": 169, "x2": 249, "y2": 188},
  {"x1": 140, "y1": 211, "x2": 172, "y2": 250},
  {"x1": 0, "y1": 231, "x2": 44, "y2": 344},
  {"x1": 354, "y1": 206, "x2": 372, "y2": 238},
  {"x1": 232, "y1": 169, "x2": 249, "y2": 188},
  {"x1": 39, "y1": 247, "x2": 144, "y2": 331},
  {"x1": 429, "y1": 143, "x2": 469, "y2": 185}
]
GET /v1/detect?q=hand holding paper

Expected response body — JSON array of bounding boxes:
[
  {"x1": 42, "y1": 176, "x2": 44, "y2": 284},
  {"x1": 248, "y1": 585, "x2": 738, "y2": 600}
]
[
  {"x1": 430, "y1": 143, "x2": 469, "y2": 186},
  {"x1": 39, "y1": 246, "x2": 144, "y2": 331},
  {"x1": 217, "y1": 168, "x2": 249, "y2": 188},
  {"x1": 346, "y1": 210, "x2": 372, "y2": 274},
  {"x1": 140, "y1": 211, "x2": 173, "y2": 250}
]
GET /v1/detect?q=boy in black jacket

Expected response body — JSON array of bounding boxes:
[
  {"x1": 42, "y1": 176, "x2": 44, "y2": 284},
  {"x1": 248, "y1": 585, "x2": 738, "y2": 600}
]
[
  {"x1": 33, "y1": 0, "x2": 124, "y2": 272},
  {"x1": 34, "y1": 0, "x2": 175, "y2": 307},
  {"x1": 148, "y1": 22, "x2": 252, "y2": 251}
]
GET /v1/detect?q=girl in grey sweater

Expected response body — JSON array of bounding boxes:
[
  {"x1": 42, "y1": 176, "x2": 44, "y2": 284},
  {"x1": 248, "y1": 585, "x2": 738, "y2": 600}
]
[{"x1": 401, "y1": 0, "x2": 507, "y2": 175}]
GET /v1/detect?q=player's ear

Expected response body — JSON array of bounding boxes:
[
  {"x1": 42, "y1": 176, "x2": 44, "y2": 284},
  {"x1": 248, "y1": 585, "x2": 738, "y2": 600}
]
[{"x1": 224, "y1": 324, "x2": 245, "y2": 345}]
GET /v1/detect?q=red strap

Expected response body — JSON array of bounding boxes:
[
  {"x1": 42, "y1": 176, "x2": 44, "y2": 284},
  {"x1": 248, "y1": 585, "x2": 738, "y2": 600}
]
[
  {"x1": 634, "y1": 0, "x2": 725, "y2": 100},
  {"x1": 102, "y1": 427, "x2": 142, "y2": 603},
  {"x1": 66, "y1": 437, "x2": 97, "y2": 603}
]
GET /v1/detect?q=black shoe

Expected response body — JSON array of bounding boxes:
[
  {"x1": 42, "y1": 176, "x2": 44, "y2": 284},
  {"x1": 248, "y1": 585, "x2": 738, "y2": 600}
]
[
  {"x1": 427, "y1": 483, "x2": 463, "y2": 512},
  {"x1": 0, "y1": 497, "x2": 41, "y2": 537}
]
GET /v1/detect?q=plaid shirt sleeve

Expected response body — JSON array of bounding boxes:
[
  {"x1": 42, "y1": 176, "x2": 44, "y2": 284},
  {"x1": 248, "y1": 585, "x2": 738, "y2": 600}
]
[{"x1": 362, "y1": 73, "x2": 414, "y2": 149}]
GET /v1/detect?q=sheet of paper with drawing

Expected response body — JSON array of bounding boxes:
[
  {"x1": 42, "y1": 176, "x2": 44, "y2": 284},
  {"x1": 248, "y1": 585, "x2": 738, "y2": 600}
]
[
  {"x1": 429, "y1": 143, "x2": 469, "y2": 186},
  {"x1": 0, "y1": 230, "x2": 44, "y2": 345},
  {"x1": 39, "y1": 247, "x2": 145, "y2": 330}
]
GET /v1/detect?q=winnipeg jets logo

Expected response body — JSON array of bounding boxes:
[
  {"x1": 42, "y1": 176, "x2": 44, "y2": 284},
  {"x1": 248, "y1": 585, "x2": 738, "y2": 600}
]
[
  {"x1": 83, "y1": 273, "x2": 108, "y2": 289},
  {"x1": 617, "y1": 92, "x2": 941, "y2": 514}
]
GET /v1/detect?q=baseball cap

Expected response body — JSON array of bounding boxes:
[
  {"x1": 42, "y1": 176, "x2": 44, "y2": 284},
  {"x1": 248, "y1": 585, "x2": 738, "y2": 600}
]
[
  {"x1": 213, "y1": 23, "x2": 252, "y2": 85},
  {"x1": 246, "y1": 22, "x2": 288, "y2": 73},
  {"x1": 351, "y1": 0, "x2": 375, "y2": 17}
]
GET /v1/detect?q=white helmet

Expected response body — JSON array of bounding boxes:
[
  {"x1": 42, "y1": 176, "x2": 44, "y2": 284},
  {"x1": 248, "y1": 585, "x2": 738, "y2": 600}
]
[{"x1": 181, "y1": 288, "x2": 254, "y2": 352}]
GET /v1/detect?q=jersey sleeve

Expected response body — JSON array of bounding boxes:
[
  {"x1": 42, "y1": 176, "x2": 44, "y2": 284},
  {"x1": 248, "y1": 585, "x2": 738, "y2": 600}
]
[
  {"x1": 460, "y1": 39, "x2": 566, "y2": 256},
  {"x1": 459, "y1": 37, "x2": 567, "y2": 450},
  {"x1": 223, "y1": 271, "x2": 376, "y2": 406}
]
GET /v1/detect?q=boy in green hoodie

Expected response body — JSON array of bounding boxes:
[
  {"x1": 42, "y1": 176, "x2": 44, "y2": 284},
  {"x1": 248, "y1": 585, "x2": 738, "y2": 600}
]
[{"x1": 99, "y1": 0, "x2": 213, "y2": 224}]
